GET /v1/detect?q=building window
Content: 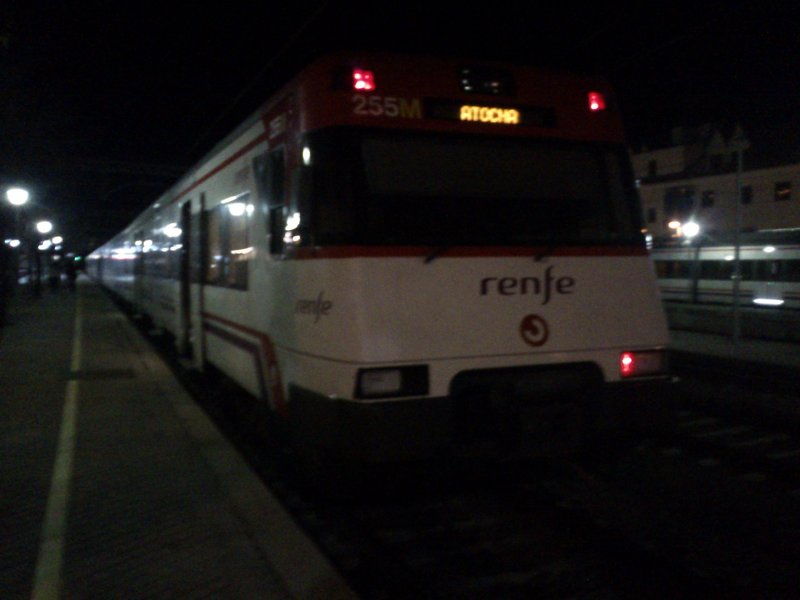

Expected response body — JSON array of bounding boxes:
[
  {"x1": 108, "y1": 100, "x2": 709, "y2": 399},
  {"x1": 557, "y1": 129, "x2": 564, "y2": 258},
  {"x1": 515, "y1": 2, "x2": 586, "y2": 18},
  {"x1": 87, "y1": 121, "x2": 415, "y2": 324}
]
[
  {"x1": 701, "y1": 190, "x2": 715, "y2": 207},
  {"x1": 663, "y1": 186, "x2": 695, "y2": 220},
  {"x1": 646, "y1": 207, "x2": 657, "y2": 223},
  {"x1": 775, "y1": 181, "x2": 792, "y2": 201},
  {"x1": 741, "y1": 185, "x2": 753, "y2": 204},
  {"x1": 647, "y1": 160, "x2": 657, "y2": 178}
]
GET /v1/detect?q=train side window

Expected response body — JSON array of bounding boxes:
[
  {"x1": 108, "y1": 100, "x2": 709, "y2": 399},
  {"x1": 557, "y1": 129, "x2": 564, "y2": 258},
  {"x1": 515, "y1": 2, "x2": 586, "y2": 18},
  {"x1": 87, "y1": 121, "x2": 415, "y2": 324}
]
[
  {"x1": 719, "y1": 260, "x2": 735, "y2": 280},
  {"x1": 654, "y1": 261, "x2": 669, "y2": 278},
  {"x1": 700, "y1": 261, "x2": 715, "y2": 279},
  {"x1": 672, "y1": 260, "x2": 690, "y2": 278},
  {"x1": 269, "y1": 149, "x2": 286, "y2": 255},
  {"x1": 226, "y1": 192, "x2": 251, "y2": 289},
  {"x1": 737, "y1": 261, "x2": 747, "y2": 281},
  {"x1": 784, "y1": 260, "x2": 800, "y2": 282},
  {"x1": 253, "y1": 147, "x2": 286, "y2": 255},
  {"x1": 205, "y1": 208, "x2": 224, "y2": 284},
  {"x1": 203, "y1": 199, "x2": 251, "y2": 289},
  {"x1": 740, "y1": 260, "x2": 755, "y2": 281},
  {"x1": 766, "y1": 260, "x2": 781, "y2": 281}
]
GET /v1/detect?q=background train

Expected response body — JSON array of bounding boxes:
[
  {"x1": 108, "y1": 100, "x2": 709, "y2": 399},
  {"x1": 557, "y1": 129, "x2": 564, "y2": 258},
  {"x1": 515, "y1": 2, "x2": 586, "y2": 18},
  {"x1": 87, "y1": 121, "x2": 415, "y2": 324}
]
[
  {"x1": 651, "y1": 229, "x2": 800, "y2": 310},
  {"x1": 88, "y1": 52, "x2": 671, "y2": 468}
]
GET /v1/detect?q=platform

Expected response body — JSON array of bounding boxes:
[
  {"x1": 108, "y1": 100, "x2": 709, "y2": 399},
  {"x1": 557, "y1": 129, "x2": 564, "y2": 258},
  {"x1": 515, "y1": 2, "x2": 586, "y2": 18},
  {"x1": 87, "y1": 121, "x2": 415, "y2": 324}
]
[{"x1": 0, "y1": 278, "x2": 355, "y2": 599}]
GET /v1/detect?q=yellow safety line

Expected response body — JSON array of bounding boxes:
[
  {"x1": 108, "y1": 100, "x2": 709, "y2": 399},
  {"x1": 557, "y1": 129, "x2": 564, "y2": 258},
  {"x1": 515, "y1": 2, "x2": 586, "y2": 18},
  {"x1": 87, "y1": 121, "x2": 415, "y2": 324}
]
[{"x1": 31, "y1": 289, "x2": 82, "y2": 600}]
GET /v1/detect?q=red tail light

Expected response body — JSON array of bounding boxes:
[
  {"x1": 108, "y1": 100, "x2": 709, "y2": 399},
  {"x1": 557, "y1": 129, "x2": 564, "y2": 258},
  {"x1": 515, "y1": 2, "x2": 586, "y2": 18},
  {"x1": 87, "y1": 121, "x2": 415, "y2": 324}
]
[
  {"x1": 353, "y1": 68, "x2": 375, "y2": 91},
  {"x1": 620, "y1": 350, "x2": 667, "y2": 378},
  {"x1": 588, "y1": 91, "x2": 606, "y2": 112},
  {"x1": 620, "y1": 352, "x2": 635, "y2": 377}
]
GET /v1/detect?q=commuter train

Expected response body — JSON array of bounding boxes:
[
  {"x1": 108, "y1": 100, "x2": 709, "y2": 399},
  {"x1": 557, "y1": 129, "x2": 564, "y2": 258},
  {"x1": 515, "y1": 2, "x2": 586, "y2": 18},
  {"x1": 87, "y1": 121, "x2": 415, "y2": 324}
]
[
  {"x1": 651, "y1": 229, "x2": 800, "y2": 309},
  {"x1": 88, "y1": 52, "x2": 671, "y2": 467}
]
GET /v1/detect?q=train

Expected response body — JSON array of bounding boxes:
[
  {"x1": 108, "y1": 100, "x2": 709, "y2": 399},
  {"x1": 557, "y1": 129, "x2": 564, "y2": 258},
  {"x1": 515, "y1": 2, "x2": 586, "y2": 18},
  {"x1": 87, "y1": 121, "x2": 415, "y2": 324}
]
[
  {"x1": 651, "y1": 229, "x2": 800, "y2": 309},
  {"x1": 88, "y1": 51, "x2": 671, "y2": 469}
]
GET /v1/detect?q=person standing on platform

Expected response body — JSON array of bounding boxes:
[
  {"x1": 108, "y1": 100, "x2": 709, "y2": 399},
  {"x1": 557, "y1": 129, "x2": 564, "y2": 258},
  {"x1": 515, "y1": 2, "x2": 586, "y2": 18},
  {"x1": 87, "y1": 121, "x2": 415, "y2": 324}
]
[
  {"x1": 0, "y1": 215, "x2": 11, "y2": 325},
  {"x1": 65, "y1": 257, "x2": 77, "y2": 291}
]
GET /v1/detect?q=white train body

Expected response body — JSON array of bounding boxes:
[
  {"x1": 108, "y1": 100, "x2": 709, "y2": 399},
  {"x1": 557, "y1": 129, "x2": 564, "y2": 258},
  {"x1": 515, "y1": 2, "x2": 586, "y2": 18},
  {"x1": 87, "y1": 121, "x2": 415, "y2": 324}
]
[
  {"x1": 89, "y1": 53, "x2": 670, "y2": 461},
  {"x1": 652, "y1": 231, "x2": 800, "y2": 309}
]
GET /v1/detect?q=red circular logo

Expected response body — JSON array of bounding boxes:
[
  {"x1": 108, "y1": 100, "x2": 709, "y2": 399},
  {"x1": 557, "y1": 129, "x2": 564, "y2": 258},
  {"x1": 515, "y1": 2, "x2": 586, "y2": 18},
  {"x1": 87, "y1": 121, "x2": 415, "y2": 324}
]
[{"x1": 519, "y1": 314, "x2": 549, "y2": 347}]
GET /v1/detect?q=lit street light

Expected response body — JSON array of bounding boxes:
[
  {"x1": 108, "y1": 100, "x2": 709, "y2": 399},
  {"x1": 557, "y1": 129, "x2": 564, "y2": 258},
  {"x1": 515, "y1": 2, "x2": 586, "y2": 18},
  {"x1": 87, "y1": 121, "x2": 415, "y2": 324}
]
[
  {"x1": 36, "y1": 221, "x2": 53, "y2": 235},
  {"x1": 682, "y1": 221, "x2": 701, "y2": 239},
  {"x1": 5, "y1": 187, "x2": 30, "y2": 207},
  {"x1": 3, "y1": 187, "x2": 30, "y2": 304}
]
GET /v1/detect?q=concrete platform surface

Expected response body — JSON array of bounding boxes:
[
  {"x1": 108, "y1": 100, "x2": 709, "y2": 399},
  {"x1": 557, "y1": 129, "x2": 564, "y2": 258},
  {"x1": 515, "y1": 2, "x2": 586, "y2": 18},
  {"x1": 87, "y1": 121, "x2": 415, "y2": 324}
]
[{"x1": 0, "y1": 278, "x2": 356, "y2": 599}]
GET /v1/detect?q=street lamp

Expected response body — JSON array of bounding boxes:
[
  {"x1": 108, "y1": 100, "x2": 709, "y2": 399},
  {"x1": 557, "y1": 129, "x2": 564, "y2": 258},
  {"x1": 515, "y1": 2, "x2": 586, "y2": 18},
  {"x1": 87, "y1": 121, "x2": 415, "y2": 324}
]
[
  {"x1": 5, "y1": 187, "x2": 29, "y2": 207},
  {"x1": 682, "y1": 221, "x2": 701, "y2": 239},
  {"x1": 4, "y1": 187, "x2": 30, "y2": 298},
  {"x1": 36, "y1": 220, "x2": 53, "y2": 235}
]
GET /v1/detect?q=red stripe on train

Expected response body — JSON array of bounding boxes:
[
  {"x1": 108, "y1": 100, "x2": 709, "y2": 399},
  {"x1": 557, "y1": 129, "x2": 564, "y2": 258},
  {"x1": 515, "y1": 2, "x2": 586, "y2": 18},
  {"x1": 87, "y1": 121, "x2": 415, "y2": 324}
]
[{"x1": 291, "y1": 245, "x2": 648, "y2": 259}]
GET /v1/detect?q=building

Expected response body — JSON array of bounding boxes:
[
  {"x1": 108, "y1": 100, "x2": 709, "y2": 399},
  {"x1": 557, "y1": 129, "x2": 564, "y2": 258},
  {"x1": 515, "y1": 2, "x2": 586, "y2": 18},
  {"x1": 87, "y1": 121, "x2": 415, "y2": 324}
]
[{"x1": 631, "y1": 124, "x2": 800, "y2": 241}]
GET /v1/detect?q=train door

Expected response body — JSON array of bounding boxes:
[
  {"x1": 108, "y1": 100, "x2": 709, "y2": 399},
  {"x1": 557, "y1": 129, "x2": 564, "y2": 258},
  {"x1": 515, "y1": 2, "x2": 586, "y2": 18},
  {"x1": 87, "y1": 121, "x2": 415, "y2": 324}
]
[
  {"x1": 190, "y1": 193, "x2": 208, "y2": 369},
  {"x1": 133, "y1": 229, "x2": 146, "y2": 315},
  {"x1": 178, "y1": 200, "x2": 192, "y2": 356}
]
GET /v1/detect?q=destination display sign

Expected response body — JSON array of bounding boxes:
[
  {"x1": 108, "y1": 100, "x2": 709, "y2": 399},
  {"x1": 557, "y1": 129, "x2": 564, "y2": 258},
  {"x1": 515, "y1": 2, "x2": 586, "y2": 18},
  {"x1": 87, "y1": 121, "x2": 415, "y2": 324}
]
[{"x1": 424, "y1": 99, "x2": 556, "y2": 128}]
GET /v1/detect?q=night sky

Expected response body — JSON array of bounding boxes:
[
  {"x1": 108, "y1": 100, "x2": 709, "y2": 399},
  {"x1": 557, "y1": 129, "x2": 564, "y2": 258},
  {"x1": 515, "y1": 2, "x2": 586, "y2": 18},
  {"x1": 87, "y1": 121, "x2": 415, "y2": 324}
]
[{"x1": 2, "y1": 1, "x2": 799, "y2": 253}]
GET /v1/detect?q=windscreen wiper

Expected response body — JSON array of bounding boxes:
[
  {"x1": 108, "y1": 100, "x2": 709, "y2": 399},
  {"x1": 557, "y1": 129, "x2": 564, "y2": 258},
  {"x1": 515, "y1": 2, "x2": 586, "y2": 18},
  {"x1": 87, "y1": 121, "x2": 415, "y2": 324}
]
[
  {"x1": 534, "y1": 243, "x2": 560, "y2": 262},
  {"x1": 424, "y1": 246, "x2": 450, "y2": 264}
]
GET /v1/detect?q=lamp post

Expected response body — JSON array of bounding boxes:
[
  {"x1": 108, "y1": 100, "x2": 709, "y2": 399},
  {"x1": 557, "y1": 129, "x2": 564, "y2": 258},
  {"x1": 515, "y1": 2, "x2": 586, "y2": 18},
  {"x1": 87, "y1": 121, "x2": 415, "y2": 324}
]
[
  {"x1": 5, "y1": 187, "x2": 29, "y2": 248},
  {"x1": 682, "y1": 221, "x2": 702, "y2": 304},
  {"x1": 4, "y1": 187, "x2": 30, "y2": 303},
  {"x1": 729, "y1": 127, "x2": 750, "y2": 349},
  {"x1": 33, "y1": 220, "x2": 55, "y2": 296}
]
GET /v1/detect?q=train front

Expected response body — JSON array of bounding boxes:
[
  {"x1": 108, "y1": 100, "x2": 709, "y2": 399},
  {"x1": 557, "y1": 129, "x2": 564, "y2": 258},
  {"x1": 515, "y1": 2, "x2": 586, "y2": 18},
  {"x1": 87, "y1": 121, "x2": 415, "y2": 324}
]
[{"x1": 281, "y1": 54, "x2": 671, "y2": 462}]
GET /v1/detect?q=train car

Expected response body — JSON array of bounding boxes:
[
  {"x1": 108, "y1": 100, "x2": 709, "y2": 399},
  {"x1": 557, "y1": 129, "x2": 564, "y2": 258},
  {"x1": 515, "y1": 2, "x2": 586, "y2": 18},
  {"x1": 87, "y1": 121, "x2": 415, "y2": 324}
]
[
  {"x1": 651, "y1": 229, "x2": 800, "y2": 309},
  {"x1": 88, "y1": 52, "x2": 670, "y2": 466}
]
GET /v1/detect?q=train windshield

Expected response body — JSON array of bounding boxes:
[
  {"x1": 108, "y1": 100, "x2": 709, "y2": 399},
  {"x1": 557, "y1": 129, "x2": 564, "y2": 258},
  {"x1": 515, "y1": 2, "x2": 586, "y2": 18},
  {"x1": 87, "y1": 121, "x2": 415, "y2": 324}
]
[{"x1": 305, "y1": 129, "x2": 642, "y2": 246}]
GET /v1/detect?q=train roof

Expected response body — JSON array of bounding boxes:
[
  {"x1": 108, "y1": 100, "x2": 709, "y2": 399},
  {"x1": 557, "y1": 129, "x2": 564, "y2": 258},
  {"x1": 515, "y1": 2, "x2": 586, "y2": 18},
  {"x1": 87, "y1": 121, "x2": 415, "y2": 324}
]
[{"x1": 653, "y1": 228, "x2": 800, "y2": 249}]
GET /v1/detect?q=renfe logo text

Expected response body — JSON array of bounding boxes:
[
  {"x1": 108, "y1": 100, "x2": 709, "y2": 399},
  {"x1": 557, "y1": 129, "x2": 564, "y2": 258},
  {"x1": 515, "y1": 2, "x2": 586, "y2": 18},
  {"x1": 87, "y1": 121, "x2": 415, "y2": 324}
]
[
  {"x1": 480, "y1": 266, "x2": 575, "y2": 306},
  {"x1": 295, "y1": 291, "x2": 333, "y2": 323}
]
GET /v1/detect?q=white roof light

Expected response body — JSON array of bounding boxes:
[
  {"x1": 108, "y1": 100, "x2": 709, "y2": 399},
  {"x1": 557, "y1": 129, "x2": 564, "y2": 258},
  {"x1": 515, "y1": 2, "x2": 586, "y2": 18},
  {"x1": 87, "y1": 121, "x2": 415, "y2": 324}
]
[
  {"x1": 163, "y1": 223, "x2": 182, "y2": 238},
  {"x1": 753, "y1": 298, "x2": 785, "y2": 306},
  {"x1": 227, "y1": 202, "x2": 246, "y2": 217}
]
